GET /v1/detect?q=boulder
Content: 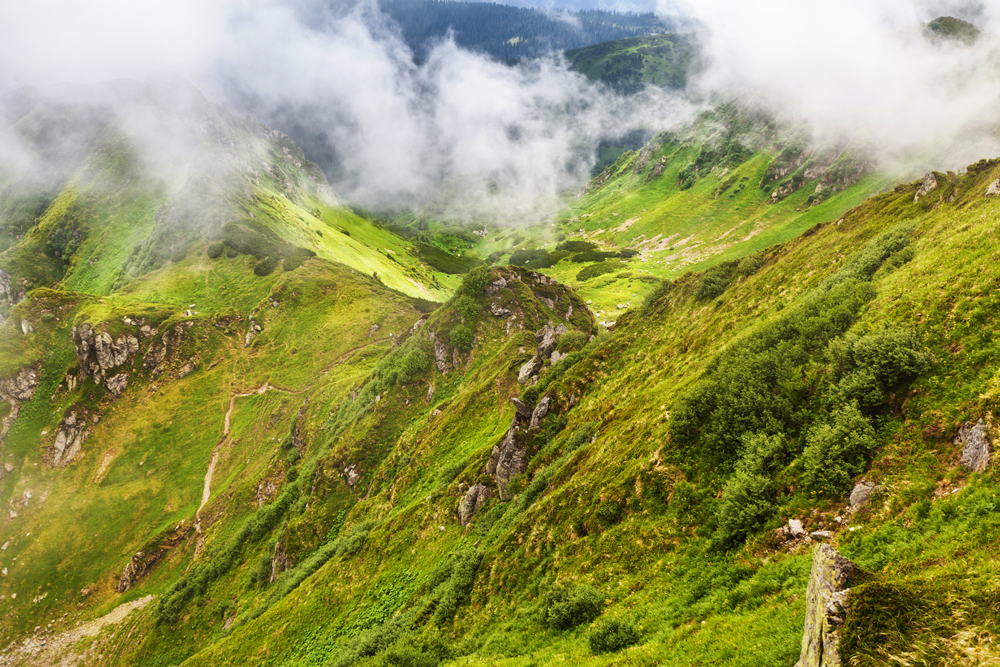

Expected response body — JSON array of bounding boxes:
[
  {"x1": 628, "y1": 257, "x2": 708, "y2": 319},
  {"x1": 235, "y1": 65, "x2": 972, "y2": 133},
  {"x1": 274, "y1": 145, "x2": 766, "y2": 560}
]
[
  {"x1": 517, "y1": 356, "x2": 542, "y2": 384},
  {"x1": 795, "y1": 545, "x2": 865, "y2": 667},
  {"x1": 788, "y1": 518, "x2": 807, "y2": 538},
  {"x1": 849, "y1": 482, "x2": 878, "y2": 509},
  {"x1": 343, "y1": 464, "x2": 361, "y2": 487},
  {"x1": 529, "y1": 396, "x2": 551, "y2": 430},
  {"x1": 536, "y1": 324, "x2": 557, "y2": 358},
  {"x1": 106, "y1": 373, "x2": 129, "y2": 398},
  {"x1": 434, "y1": 337, "x2": 449, "y2": 374},
  {"x1": 458, "y1": 483, "x2": 491, "y2": 526},
  {"x1": 986, "y1": 178, "x2": 1000, "y2": 197},
  {"x1": 511, "y1": 398, "x2": 532, "y2": 420},
  {"x1": 487, "y1": 426, "x2": 528, "y2": 501},
  {"x1": 53, "y1": 411, "x2": 90, "y2": 467},
  {"x1": 957, "y1": 419, "x2": 990, "y2": 472},
  {"x1": 913, "y1": 172, "x2": 938, "y2": 203},
  {"x1": 20, "y1": 319, "x2": 33, "y2": 335}
]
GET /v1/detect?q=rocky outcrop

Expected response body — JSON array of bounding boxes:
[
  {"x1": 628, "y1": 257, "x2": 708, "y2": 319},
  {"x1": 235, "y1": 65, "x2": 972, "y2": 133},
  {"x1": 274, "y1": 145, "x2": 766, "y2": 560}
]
[
  {"x1": 245, "y1": 320, "x2": 262, "y2": 346},
  {"x1": 487, "y1": 396, "x2": 554, "y2": 500},
  {"x1": 434, "y1": 337, "x2": 449, "y2": 374},
  {"x1": 986, "y1": 179, "x2": 1000, "y2": 197},
  {"x1": 73, "y1": 324, "x2": 140, "y2": 382},
  {"x1": 458, "y1": 483, "x2": 491, "y2": 526},
  {"x1": 269, "y1": 542, "x2": 290, "y2": 583},
  {"x1": 914, "y1": 173, "x2": 938, "y2": 203},
  {"x1": 0, "y1": 366, "x2": 40, "y2": 448},
  {"x1": 343, "y1": 463, "x2": 360, "y2": 487},
  {"x1": 117, "y1": 551, "x2": 159, "y2": 593},
  {"x1": 52, "y1": 410, "x2": 93, "y2": 467},
  {"x1": 795, "y1": 545, "x2": 865, "y2": 667},
  {"x1": 517, "y1": 356, "x2": 542, "y2": 384},
  {"x1": 849, "y1": 482, "x2": 879, "y2": 509},
  {"x1": 957, "y1": 419, "x2": 990, "y2": 472},
  {"x1": 0, "y1": 268, "x2": 25, "y2": 328}
]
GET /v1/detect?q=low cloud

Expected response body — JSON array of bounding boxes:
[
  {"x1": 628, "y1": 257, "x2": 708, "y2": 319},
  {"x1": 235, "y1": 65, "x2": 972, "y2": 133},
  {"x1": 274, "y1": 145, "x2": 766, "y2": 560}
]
[{"x1": 675, "y1": 0, "x2": 1000, "y2": 169}]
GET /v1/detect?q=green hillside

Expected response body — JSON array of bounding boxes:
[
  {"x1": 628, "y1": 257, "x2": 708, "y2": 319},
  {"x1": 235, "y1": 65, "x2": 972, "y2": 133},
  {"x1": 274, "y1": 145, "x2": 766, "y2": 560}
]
[
  {"x1": 2, "y1": 70, "x2": 1000, "y2": 667},
  {"x1": 565, "y1": 32, "x2": 696, "y2": 93}
]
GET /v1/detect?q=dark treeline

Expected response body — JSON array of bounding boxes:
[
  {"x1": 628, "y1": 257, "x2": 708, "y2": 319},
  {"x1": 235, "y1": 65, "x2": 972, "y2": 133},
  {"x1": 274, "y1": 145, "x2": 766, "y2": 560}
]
[{"x1": 378, "y1": 0, "x2": 666, "y2": 60}]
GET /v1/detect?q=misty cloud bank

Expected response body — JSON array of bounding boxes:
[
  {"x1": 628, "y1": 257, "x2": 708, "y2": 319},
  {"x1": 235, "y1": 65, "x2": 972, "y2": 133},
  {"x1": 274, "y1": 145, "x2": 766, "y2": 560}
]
[
  {"x1": 677, "y1": 0, "x2": 1000, "y2": 169},
  {"x1": 2, "y1": 0, "x2": 1000, "y2": 221}
]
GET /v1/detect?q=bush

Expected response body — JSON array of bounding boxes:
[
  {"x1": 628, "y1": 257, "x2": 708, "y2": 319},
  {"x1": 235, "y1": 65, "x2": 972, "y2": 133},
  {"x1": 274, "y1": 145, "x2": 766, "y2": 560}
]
[
  {"x1": 455, "y1": 295, "x2": 481, "y2": 322},
  {"x1": 570, "y1": 250, "x2": 619, "y2": 263},
  {"x1": 207, "y1": 242, "x2": 225, "y2": 258},
  {"x1": 556, "y1": 240, "x2": 597, "y2": 253},
  {"x1": 254, "y1": 257, "x2": 279, "y2": 277},
  {"x1": 450, "y1": 324, "x2": 474, "y2": 352},
  {"x1": 556, "y1": 330, "x2": 588, "y2": 353},
  {"x1": 589, "y1": 618, "x2": 640, "y2": 653},
  {"x1": 737, "y1": 253, "x2": 765, "y2": 276},
  {"x1": 576, "y1": 261, "x2": 621, "y2": 282},
  {"x1": 694, "y1": 265, "x2": 731, "y2": 300},
  {"x1": 430, "y1": 549, "x2": 483, "y2": 626},
  {"x1": 543, "y1": 583, "x2": 604, "y2": 630},
  {"x1": 397, "y1": 347, "x2": 430, "y2": 384},
  {"x1": 802, "y1": 402, "x2": 878, "y2": 495},
  {"x1": 460, "y1": 266, "x2": 492, "y2": 295},
  {"x1": 715, "y1": 433, "x2": 784, "y2": 546}
]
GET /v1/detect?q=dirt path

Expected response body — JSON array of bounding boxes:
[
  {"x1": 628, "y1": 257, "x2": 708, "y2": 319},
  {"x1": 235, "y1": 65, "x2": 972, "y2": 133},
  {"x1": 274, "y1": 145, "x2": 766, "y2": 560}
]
[
  {"x1": 0, "y1": 595, "x2": 154, "y2": 667},
  {"x1": 191, "y1": 383, "x2": 290, "y2": 561}
]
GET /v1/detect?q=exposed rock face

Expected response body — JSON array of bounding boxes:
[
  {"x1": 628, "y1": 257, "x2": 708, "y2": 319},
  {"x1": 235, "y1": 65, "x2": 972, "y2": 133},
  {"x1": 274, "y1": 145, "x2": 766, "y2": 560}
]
[
  {"x1": 343, "y1": 463, "x2": 361, "y2": 487},
  {"x1": 107, "y1": 374, "x2": 129, "y2": 398},
  {"x1": 434, "y1": 337, "x2": 449, "y2": 374},
  {"x1": 0, "y1": 366, "x2": 40, "y2": 448},
  {"x1": 529, "y1": 396, "x2": 551, "y2": 430},
  {"x1": 986, "y1": 178, "x2": 1000, "y2": 197},
  {"x1": 489, "y1": 303, "x2": 511, "y2": 317},
  {"x1": 849, "y1": 482, "x2": 879, "y2": 509},
  {"x1": 517, "y1": 356, "x2": 542, "y2": 385},
  {"x1": 957, "y1": 419, "x2": 990, "y2": 472},
  {"x1": 73, "y1": 324, "x2": 140, "y2": 381},
  {"x1": 53, "y1": 411, "x2": 91, "y2": 467},
  {"x1": 536, "y1": 324, "x2": 558, "y2": 358},
  {"x1": 458, "y1": 483, "x2": 491, "y2": 526},
  {"x1": 245, "y1": 320, "x2": 262, "y2": 347},
  {"x1": 0, "y1": 268, "x2": 25, "y2": 328},
  {"x1": 269, "y1": 542, "x2": 290, "y2": 583},
  {"x1": 914, "y1": 172, "x2": 938, "y2": 203},
  {"x1": 117, "y1": 551, "x2": 151, "y2": 593},
  {"x1": 796, "y1": 545, "x2": 864, "y2": 667},
  {"x1": 20, "y1": 319, "x2": 32, "y2": 335}
]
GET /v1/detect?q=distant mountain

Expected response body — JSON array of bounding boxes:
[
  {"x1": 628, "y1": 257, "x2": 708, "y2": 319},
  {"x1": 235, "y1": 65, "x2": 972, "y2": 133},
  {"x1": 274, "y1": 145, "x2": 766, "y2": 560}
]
[
  {"x1": 565, "y1": 32, "x2": 696, "y2": 93},
  {"x1": 378, "y1": 0, "x2": 667, "y2": 60}
]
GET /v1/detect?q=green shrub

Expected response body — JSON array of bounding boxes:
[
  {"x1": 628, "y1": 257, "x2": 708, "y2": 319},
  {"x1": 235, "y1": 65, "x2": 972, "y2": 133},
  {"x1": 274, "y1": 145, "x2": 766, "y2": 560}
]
[
  {"x1": 206, "y1": 242, "x2": 224, "y2": 258},
  {"x1": 542, "y1": 583, "x2": 604, "y2": 630},
  {"x1": 460, "y1": 266, "x2": 492, "y2": 295},
  {"x1": 736, "y1": 253, "x2": 765, "y2": 276},
  {"x1": 577, "y1": 261, "x2": 621, "y2": 282},
  {"x1": 715, "y1": 433, "x2": 784, "y2": 546},
  {"x1": 596, "y1": 501, "x2": 624, "y2": 527},
  {"x1": 570, "y1": 250, "x2": 619, "y2": 263},
  {"x1": 254, "y1": 257, "x2": 279, "y2": 277},
  {"x1": 455, "y1": 295, "x2": 481, "y2": 322},
  {"x1": 556, "y1": 240, "x2": 597, "y2": 253},
  {"x1": 451, "y1": 324, "x2": 474, "y2": 352},
  {"x1": 556, "y1": 330, "x2": 588, "y2": 353},
  {"x1": 802, "y1": 402, "x2": 878, "y2": 495},
  {"x1": 677, "y1": 162, "x2": 697, "y2": 189},
  {"x1": 430, "y1": 549, "x2": 483, "y2": 626},
  {"x1": 331, "y1": 521, "x2": 376, "y2": 558},
  {"x1": 694, "y1": 265, "x2": 731, "y2": 300},
  {"x1": 589, "y1": 618, "x2": 640, "y2": 653}
]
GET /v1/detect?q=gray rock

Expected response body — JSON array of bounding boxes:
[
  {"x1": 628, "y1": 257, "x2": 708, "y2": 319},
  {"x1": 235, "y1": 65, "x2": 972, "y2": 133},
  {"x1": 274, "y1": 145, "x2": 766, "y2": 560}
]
[
  {"x1": 343, "y1": 464, "x2": 361, "y2": 487},
  {"x1": 175, "y1": 358, "x2": 196, "y2": 379},
  {"x1": 517, "y1": 356, "x2": 542, "y2": 384},
  {"x1": 0, "y1": 268, "x2": 24, "y2": 328},
  {"x1": 487, "y1": 426, "x2": 528, "y2": 501},
  {"x1": 434, "y1": 337, "x2": 449, "y2": 374},
  {"x1": 788, "y1": 518, "x2": 807, "y2": 538},
  {"x1": 106, "y1": 373, "x2": 129, "y2": 398},
  {"x1": 957, "y1": 419, "x2": 990, "y2": 473},
  {"x1": 0, "y1": 366, "x2": 40, "y2": 448},
  {"x1": 489, "y1": 303, "x2": 511, "y2": 317},
  {"x1": 536, "y1": 324, "x2": 557, "y2": 358},
  {"x1": 511, "y1": 398, "x2": 532, "y2": 420},
  {"x1": 529, "y1": 396, "x2": 551, "y2": 430},
  {"x1": 486, "y1": 277, "x2": 508, "y2": 297},
  {"x1": 914, "y1": 172, "x2": 938, "y2": 203},
  {"x1": 20, "y1": 319, "x2": 32, "y2": 335},
  {"x1": 458, "y1": 483, "x2": 491, "y2": 526},
  {"x1": 986, "y1": 178, "x2": 1000, "y2": 197},
  {"x1": 849, "y1": 482, "x2": 878, "y2": 509},
  {"x1": 53, "y1": 411, "x2": 90, "y2": 467},
  {"x1": 245, "y1": 320, "x2": 262, "y2": 347},
  {"x1": 810, "y1": 531, "x2": 834, "y2": 540},
  {"x1": 795, "y1": 545, "x2": 864, "y2": 667}
]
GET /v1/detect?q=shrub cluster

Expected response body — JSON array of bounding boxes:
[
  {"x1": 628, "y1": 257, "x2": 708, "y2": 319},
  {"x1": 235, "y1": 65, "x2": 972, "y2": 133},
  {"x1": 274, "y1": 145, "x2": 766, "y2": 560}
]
[
  {"x1": 588, "y1": 618, "x2": 641, "y2": 653},
  {"x1": 542, "y1": 583, "x2": 605, "y2": 630}
]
